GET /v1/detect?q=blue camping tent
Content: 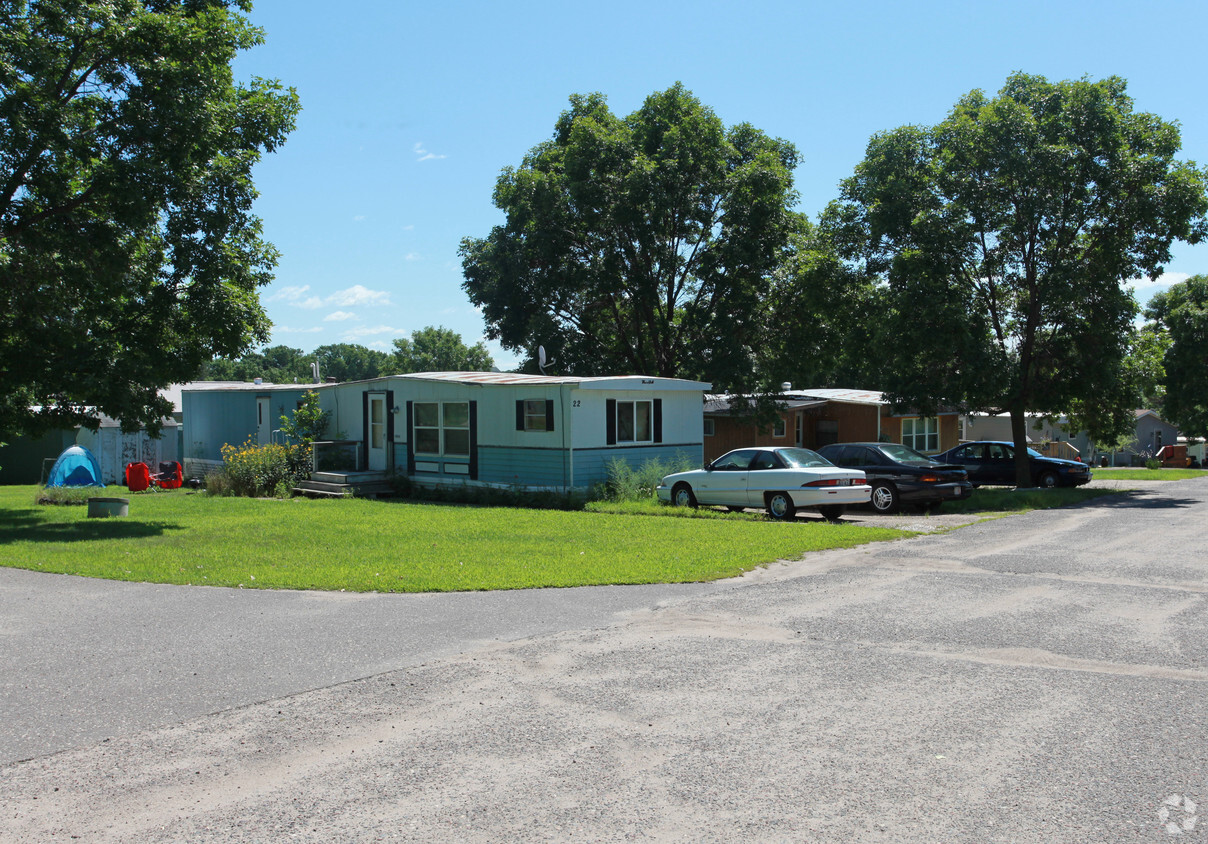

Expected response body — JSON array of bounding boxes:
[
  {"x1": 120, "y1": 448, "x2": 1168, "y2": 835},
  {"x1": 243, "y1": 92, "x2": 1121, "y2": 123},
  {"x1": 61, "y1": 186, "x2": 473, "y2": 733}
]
[{"x1": 46, "y1": 445, "x2": 105, "y2": 488}]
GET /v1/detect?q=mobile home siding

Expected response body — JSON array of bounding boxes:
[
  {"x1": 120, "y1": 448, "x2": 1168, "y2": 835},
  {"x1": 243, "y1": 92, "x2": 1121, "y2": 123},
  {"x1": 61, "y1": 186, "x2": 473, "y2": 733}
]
[
  {"x1": 573, "y1": 443, "x2": 704, "y2": 488},
  {"x1": 477, "y1": 446, "x2": 568, "y2": 487}
]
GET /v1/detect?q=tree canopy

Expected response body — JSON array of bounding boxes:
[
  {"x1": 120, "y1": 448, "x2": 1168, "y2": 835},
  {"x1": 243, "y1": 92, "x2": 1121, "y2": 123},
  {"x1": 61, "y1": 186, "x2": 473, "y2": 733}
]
[
  {"x1": 0, "y1": 0, "x2": 299, "y2": 436},
  {"x1": 1145, "y1": 274, "x2": 1208, "y2": 437},
  {"x1": 460, "y1": 83, "x2": 802, "y2": 389},
  {"x1": 391, "y1": 326, "x2": 494, "y2": 373},
  {"x1": 200, "y1": 328, "x2": 493, "y2": 383},
  {"x1": 826, "y1": 73, "x2": 1208, "y2": 482}
]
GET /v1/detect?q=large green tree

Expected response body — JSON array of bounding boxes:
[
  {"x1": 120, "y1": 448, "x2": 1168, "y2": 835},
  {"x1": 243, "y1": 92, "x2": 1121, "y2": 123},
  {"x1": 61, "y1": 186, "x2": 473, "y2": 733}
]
[
  {"x1": 460, "y1": 83, "x2": 802, "y2": 388},
  {"x1": 826, "y1": 73, "x2": 1207, "y2": 484},
  {"x1": 1145, "y1": 274, "x2": 1208, "y2": 436},
  {"x1": 391, "y1": 326, "x2": 494, "y2": 373},
  {"x1": 0, "y1": 0, "x2": 299, "y2": 437},
  {"x1": 200, "y1": 345, "x2": 308, "y2": 383},
  {"x1": 311, "y1": 344, "x2": 390, "y2": 382}
]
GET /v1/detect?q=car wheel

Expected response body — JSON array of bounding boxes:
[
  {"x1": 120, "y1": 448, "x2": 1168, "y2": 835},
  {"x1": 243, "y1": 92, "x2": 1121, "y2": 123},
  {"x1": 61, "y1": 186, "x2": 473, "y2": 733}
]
[
  {"x1": 766, "y1": 492, "x2": 796, "y2": 520},
  {"x1": 818, "y1": 504, "x2": 846, "y2": 521},
  {"x1": 870, "y1": 481, "x2": 899, "y2": 514},
  {"x1": 1038, "y1": 471, "x2": 1059, "y2": 489},
  {"x1": 671, "y1": 483, "x2": 697, "y2": 507}
]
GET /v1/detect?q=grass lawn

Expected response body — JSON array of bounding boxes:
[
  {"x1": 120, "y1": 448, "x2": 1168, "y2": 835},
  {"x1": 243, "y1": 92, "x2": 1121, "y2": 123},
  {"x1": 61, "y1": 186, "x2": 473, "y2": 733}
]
[
  {"x1": 0, "y1": 486, "x2": 911, "y2": 592},
  {"x1": 1089, "y1": 468, "x2": 1206, "y2": 481}
]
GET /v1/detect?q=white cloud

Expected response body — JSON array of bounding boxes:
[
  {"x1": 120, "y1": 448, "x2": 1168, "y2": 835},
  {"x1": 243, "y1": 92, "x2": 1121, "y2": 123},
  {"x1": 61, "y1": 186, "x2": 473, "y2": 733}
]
[
  {"x1": 324, "y1": 311, "x2": 357, "y2": 322},
  {"x1": 413, "y1": 141, "x2": 446, "y2": 162},
  {"x1": 353, "y1": 215, "x2": 367, "y2": 222},
  {"x1": 402, "y1": 224, "x2": 415, "y2": 231},
  {"x1": 341, "y1": 324, "x2": 402, "y2": 340},
  {"x1": 1129, "y1": 271, "x2": 1190, "y2": 295},
  {"x1": 275, "y1": 325, "x2": 324, "y2": 334},
  {"x1": 405, "y1": 252, "x2": 421, "y2": 262},
  {"x1": 265, "y1": 285, "x2": 311, "y2": 303},
  {"x1": 298, "y1": 296, "x2": 324, "y2": 310},
  {"x1": 329, "y1": 285, "x2": 392, "y2": 307}
]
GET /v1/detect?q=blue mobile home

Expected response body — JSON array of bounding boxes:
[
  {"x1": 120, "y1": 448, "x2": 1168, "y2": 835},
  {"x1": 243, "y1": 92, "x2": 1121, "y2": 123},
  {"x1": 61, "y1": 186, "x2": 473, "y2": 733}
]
[{"x1": 182, "y1": 372, "x2": 710, "y2": 490}]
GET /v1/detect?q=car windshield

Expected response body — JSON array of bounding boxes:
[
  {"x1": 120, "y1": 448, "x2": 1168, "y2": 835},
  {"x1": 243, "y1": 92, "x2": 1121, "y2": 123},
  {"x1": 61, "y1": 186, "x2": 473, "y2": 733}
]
[
  {"x1": 776, "y1": 447, "x2": 835, "y2": 469},
  {"x1": 877, "y1": 443, "x2": 934, "y2": 465}
]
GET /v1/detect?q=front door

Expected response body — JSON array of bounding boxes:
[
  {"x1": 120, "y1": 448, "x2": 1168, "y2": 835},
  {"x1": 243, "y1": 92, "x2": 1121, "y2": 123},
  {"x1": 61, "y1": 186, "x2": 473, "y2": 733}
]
[
  {"x1": 257, "y1": 397, "x2": 272, "y2": 445},
  {"x1": 367, "y1": 393, "x2": 387, "y2": 471}
]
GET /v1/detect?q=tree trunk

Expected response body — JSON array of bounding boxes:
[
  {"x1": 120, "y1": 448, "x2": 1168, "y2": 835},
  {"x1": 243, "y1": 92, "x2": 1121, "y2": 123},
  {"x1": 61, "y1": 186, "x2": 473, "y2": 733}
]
[{"x1": 1009, "y1": 405, "x2": 1034, "y2": 487}]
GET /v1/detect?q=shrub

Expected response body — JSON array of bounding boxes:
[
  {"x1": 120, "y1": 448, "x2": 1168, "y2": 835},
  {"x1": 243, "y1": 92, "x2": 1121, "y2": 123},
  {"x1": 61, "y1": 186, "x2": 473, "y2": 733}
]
[
  {"x1": 1145, "y1": 457, "x2": 1162, "y2": 470},
  {"x1": 35, "y1": 486, "x2": 95, "y2": 506},
  {"x1": 597, "y1": 453, "x2": 697, "y2": 502},
  {"x1": 216, "y1": 438, "x2": 311, "y2": 498},
  {"x1": 388, "y1": 474, "x2": 583, "y2": 510}
]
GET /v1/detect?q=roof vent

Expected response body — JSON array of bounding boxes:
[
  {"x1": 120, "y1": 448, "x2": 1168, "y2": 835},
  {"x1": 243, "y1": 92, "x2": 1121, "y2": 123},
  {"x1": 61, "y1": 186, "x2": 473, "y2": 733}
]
[{"x1": 781, "y1": 382, "x2": 792, "y2": 392}]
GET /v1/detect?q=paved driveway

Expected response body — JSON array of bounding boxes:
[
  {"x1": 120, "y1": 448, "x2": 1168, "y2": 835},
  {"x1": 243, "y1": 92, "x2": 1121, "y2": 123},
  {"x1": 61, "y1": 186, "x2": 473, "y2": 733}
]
[{"x1": 3, "y1": 479, "x2": 1207, "y2": 842}]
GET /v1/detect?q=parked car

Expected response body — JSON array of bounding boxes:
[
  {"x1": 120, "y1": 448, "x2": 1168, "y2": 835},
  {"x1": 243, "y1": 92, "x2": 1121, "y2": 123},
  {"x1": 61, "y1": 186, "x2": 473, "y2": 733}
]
[
  {"x1": 816, "y1": 442, "x2": 972, "y2": 514},
  {"x1": 931, "y1": 441, "x2": 1092, "y2": 488},
  {"x1": 656, "y1": 446, "x2": 870, "y2": 521}
]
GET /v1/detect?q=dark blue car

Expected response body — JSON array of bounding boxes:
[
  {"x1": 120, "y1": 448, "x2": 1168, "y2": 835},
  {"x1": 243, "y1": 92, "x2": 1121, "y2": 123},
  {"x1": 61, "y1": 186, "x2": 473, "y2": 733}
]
[{"x1": 931, "y1": 441, "x2": 1092, "y2": 488}]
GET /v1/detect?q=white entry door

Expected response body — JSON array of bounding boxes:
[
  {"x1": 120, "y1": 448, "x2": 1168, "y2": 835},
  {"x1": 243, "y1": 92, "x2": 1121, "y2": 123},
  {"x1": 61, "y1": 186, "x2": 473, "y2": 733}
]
[
  {"x1": 368, "y1": 393, "x2": 387, "y2": 471},
  {"x1": 257, "y1": 397, "x2": 272, "y2": 445}
]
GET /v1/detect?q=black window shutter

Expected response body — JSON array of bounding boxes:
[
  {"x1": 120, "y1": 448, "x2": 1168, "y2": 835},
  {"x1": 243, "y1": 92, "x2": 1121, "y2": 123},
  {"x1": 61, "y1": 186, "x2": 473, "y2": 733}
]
[
  {"x1": 405, "y1": 401, "x2": 415, "y2": 474},
  {"x1": 469, "y1": 401, "x2": 478, "y2": 480},
  {"x1": 386, "y1": 390, "x2": 395, "y2": 445},
  {"x1": 545, "y1": 400, "x2": 555, "y2": 432},
  {"x1": 606, "y1": 399, "x2": 617, "y2": 445},
  {"x1": 361, "y1": 392, "x2": 369, "y2": 470},
  {"x1": 516, "y1": 400, "x2": 525, "y2": 431},
  {"x1": 653, "y1": 399, "x2": 663, "y2": 444}
]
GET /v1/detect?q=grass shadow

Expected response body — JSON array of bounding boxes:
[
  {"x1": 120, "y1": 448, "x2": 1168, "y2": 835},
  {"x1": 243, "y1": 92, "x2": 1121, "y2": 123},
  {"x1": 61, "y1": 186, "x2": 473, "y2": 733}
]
[{"x1": 0, "y1": 509, "x2": 185, "y2": 544}]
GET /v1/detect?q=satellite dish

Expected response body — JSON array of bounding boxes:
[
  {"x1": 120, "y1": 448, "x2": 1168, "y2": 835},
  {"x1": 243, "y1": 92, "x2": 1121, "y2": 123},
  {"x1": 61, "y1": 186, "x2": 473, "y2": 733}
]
[{"x1": 538, "y1": 345, "x2": 555, "y2": 375}]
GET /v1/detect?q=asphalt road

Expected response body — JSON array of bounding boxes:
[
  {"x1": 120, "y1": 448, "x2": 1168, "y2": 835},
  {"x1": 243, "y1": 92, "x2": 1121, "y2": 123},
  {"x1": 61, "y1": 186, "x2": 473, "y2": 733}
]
[{"x1": 2, "y1": 479, "x2": 1207, "y2": 842}]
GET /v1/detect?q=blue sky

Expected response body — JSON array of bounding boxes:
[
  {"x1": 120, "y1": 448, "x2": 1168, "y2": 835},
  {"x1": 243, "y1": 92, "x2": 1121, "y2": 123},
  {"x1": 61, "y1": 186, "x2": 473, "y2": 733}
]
[{"x1": 233, "y1": 0, "x2": 1208, "y2": 369}]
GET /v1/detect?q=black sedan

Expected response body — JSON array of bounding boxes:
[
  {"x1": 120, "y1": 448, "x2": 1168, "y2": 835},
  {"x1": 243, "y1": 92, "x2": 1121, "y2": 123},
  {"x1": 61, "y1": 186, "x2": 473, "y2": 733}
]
[
  {"x1": 816, "y1": 442, "x2": 973, "y2": 513},
  {"x1": 931, "y1": 440, "x2": 1092, "y2": 488}
]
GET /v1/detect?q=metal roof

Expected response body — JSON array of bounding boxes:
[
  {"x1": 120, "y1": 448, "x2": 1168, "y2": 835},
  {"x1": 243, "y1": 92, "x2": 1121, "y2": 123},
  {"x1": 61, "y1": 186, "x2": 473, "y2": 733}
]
[
  {"x1": 703, "y1": 388, "x2": 887, "y2": 415},
  {"x1": 181, "y1": 372, "x2": 711, "y2": 390},
  {"x1": 704, "y1": 396, "x2": 827, "y2": 415}
]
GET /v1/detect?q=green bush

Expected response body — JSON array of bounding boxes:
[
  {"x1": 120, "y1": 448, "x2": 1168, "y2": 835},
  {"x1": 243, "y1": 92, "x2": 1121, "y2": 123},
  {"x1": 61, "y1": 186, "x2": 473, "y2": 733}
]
[
  {"x1": 597, "y1": 453, "x2": 697, "y2": 502},
  {"x1": 34, "y1": 486, "x2": 96, "y2": 506},
  {"x1": 216, "y1": 438, "x2": 311, "y2": 498},
  {"x1": 1145, "y1": 457, "x2": 1162, "y2": 470},
  {"x1": 388, "y1": 474, "x2": 583, "y2": 510}
]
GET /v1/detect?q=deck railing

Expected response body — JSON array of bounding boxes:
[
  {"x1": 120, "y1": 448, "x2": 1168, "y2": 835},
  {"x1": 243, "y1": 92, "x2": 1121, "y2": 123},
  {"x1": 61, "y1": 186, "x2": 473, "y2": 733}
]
[{"x1": 311, "y1": 440, "x2": 363, "y2": 473}]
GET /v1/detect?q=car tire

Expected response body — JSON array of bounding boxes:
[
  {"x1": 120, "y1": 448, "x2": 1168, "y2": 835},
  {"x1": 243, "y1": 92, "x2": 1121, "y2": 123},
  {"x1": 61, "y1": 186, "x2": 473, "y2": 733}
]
[
  {"x1": 766, "y1": 492, "x2": 796, "y2": 520},
  {"x1": 1037, "y1": 471, "x2": 1059, "y2": 489},
  {"x1": 671, "y1": 483, "x2": 697, "y2": 508},
  {"x1": 870, "y1": 481, "x2": 899, "y2": 514},
  {"x1": 818, "y1": 504, "x2": 845, "y2": 521}
]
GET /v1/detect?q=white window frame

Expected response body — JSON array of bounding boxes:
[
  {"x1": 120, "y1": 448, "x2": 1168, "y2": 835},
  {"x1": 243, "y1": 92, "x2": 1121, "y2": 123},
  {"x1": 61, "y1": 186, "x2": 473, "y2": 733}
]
[
  {"x1": 523, "y1": 399, "x2": 548, "y2": 432},
  {"x1": 616, "y1": 400, "x2": 654, "y2": 444},
  {"x1": 442, "y1": 401, "x2": 471, "y2": 457},
  {"x1": 414, "y1": 401, "x2": 470, "y2": 457},
  {"x1": 901, "y1": 416, "x2": 939, "y2": 453}
]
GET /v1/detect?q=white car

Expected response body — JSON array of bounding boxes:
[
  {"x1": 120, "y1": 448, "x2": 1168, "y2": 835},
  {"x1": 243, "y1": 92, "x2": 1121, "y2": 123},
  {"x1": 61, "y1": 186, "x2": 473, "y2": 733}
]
[{"x1": 656, "y1": 447, "x2": 871, "y2": 520}]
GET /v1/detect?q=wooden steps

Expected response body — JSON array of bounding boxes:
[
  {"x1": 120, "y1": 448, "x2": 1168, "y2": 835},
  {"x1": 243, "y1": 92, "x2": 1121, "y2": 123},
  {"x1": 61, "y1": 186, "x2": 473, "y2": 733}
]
[{"x1": 292, "y1": 471, "x2": 393, "y2": 499}]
